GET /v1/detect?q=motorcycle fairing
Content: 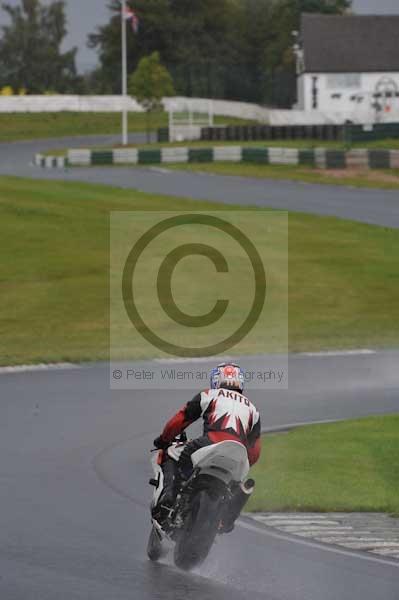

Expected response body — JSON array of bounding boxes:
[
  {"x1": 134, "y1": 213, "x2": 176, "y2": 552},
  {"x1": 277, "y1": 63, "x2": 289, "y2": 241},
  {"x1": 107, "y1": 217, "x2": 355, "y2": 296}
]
[
  {"x1": 191, "y1": 440, "x2": 249, "y2": 484},
  {"x1": 151, "y1": 450, "x2": 165, "y2": 508}
]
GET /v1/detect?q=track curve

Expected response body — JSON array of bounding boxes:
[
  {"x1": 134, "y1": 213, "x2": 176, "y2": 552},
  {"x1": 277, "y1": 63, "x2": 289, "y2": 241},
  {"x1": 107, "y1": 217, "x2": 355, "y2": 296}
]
[
  {"x1": 1, "y1": 353, "x2": 399, "y2": 599},
  {"x1": 1, "y1": 137, "x2": 399, "y2": 599},
  {"x1": 0, "y1": 136, "x2": 399, "y2": 228}
]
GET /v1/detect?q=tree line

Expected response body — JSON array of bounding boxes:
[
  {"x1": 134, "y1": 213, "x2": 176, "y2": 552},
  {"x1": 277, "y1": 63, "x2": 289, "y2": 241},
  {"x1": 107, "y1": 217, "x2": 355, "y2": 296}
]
[{"x1": 0, "y1": 0, "x2": 350, "y2": 106}]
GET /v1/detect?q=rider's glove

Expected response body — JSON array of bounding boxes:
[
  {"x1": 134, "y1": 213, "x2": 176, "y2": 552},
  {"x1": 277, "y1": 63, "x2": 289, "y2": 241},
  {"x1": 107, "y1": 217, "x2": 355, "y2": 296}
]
[{"x1": 153, "y1": 435, "x2": 169, "y2": 450}]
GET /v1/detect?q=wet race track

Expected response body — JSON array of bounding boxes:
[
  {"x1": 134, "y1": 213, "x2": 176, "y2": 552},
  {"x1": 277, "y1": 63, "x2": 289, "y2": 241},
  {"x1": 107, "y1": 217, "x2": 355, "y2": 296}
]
[{"x1": 1, "y1": 138, "x2": 399, "y2": 599}]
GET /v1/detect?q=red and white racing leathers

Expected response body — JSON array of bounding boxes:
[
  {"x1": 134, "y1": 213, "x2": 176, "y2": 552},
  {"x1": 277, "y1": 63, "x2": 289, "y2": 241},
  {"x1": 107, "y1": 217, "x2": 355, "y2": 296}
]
[{"x1": 159, "y1": 388, "x2": 261, "y2": 466}]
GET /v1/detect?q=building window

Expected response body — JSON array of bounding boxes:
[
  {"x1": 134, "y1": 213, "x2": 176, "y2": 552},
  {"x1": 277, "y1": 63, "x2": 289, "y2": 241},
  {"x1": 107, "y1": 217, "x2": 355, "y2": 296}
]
[
  {"x1": 326, "y1": 74, "x2": 361, "y2": 89},
  {"x1": 312, "y1": 76, "x2": 319, "y2": 109}
]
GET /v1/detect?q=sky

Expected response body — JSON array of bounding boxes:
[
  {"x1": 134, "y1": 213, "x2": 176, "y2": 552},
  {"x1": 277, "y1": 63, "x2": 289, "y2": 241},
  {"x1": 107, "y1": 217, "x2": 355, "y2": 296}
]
[{"x1": 1, "y1": 0, "x2": 399, "y2": 72}]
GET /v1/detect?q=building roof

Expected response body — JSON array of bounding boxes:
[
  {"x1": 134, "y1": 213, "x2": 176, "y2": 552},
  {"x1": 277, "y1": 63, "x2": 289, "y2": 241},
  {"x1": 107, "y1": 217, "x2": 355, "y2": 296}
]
[{"x1": 301, "y1": 14, "x2": 399, "y2": 73}]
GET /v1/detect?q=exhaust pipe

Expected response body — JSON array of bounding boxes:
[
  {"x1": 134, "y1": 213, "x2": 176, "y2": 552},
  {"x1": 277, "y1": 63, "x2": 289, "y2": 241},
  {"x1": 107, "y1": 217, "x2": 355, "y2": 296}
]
[
  {"x1": 241, "y1": 478, "x2": 255, "y2": 494},
  {"x1": 220, "y1": 479, "x2": 256, "y2": 532}
]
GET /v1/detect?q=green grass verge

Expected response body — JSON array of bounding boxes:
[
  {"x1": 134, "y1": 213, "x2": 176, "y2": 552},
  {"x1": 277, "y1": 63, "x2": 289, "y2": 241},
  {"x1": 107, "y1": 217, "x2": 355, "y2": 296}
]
[
  {"x1": 247, "y1": 414, "x2": 399, "y2": 513},
  {"x1": 166, "y1": 163, "x2": 399, "y2": 190},
  {"x1": 0, "y1": 112, "x2": 253, "y2": 143},
  {"x1": 1, "y1": 176, "x2": 399, "y2": 365}
]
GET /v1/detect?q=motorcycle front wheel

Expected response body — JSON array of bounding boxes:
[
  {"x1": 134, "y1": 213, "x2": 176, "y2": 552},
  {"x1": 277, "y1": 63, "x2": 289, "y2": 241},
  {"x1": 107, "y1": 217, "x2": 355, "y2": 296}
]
[
  {"x1": 174, "y1": 489, "x2": 221, "y2": 571},
  {"x1": 147, "y1": 525, "x2": 166, "y2": 562}
]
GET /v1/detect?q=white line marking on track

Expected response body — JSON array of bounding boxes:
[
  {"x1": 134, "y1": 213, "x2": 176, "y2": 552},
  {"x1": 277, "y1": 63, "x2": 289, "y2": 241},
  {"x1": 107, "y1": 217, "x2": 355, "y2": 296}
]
[
  {"x1": 237, "y1": 519, "x2": 399, "y2": 568},
  {"x1": 149, "y1": 167, "x2": 172, "y2": 174},
  {"x1": 0, "y1": 363, "x2": 80, "y2": 375},
  {"x1": 281, "y1": 526, "x2": 353, "y2": 531},
  {"x1": 299, "y1": 349, "x2": 376, "y2": 357},
  {"x1": 281, "y1": 528, "x2": 355, "y2": 538},
  {"x1": 153, "y1": 355, "x2": 238, "y2": 364},
  {"x1": 255, "y1": 519, "x2": 340, "y2": 526},
  {"x1": 343, "y1": 542, "x2": 399, "y2": 550},
  {"x1": 372, "y1": 549, "x2": 399, "y2": 557},
  {"x1": 317, "y1": 537, "x2": 380, "y2": 544},
  {"x1": 257, "y1": 514, "x2": 333, "y2": 519}
]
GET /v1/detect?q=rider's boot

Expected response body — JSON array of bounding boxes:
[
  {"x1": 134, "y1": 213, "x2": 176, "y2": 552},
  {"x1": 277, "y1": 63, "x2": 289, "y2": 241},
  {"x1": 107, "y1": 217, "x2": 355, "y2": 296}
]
[
  {"x1": 157, "y1": 457, "x2": 179, "y2": 510},
  {"x1": 219, "y1": 479, "x2": 255, "y2": 534},
  {"x1": 152, "y1": 458, "x2": 179, "y2": 527}
]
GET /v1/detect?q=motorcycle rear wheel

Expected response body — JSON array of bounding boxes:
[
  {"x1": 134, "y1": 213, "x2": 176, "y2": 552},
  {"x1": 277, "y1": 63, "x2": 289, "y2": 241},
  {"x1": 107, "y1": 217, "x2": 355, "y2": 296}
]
[{"x1": 174, "y1": 489, "x2": 221, "y2": 571}]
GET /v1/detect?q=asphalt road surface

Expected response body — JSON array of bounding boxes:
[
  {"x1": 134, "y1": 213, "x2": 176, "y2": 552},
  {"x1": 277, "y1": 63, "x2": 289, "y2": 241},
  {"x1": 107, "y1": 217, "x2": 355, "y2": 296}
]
[
  {"x1": 0, "y1": 136, "x2": 399, "y2": 228},
  {"x1": 1, "y1": 138, "x2": 399, "y2": 599},
  {"x1": 1, "y1": 353, "x2": 399, "y2": 600}
]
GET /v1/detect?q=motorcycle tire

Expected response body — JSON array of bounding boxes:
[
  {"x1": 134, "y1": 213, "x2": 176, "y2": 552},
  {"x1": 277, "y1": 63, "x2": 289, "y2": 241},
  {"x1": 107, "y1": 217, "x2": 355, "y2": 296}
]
[
  {"x1": 174, "y1": 489, "x2": 221, "y2": 571},
  {"x1": 147, "y1": 525, "x2": 166, "y2": 562}
]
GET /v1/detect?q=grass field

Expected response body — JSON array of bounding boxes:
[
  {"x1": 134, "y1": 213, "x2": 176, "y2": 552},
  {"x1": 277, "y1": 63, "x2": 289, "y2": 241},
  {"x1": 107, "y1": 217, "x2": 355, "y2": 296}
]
[
  {"x1": 247, "y1": 415, "x2": 399, "y2": 514},
  {"x1": 0, "y1": 112, "x2": 253, "y2": 143},
  {"x1": 2, "y1": 112, "x2": 399, "y2": 149},
  {"x1": 1, "y1": 176, "x2": 399, "y2": 365},
  {"x1": 165, "y1": 163, "x2": 399, "y2": 190}
]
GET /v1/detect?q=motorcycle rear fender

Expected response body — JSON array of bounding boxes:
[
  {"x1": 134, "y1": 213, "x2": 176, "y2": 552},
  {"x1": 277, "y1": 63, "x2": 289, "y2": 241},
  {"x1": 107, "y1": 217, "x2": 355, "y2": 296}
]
[{"x1": 191, "y1": 441, "x2": 249, "y2": 484}]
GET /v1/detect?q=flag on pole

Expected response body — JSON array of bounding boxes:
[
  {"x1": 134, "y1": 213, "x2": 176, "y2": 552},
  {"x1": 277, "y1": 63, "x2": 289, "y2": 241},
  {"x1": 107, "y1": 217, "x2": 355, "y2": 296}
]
[{"x1": 123, "y1": 6, "x2": 139, "y2": 33}]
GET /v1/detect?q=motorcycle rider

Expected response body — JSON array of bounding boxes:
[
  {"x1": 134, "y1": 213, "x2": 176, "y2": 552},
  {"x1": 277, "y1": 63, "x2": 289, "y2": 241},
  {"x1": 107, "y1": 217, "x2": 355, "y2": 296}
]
[{"x1": 153, "y1": 363, "x2": 261, "y2": 532}]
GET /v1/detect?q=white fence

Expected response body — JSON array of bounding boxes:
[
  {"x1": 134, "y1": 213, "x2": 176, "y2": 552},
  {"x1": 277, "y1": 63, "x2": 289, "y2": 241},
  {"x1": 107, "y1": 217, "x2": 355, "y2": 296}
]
[
  {"x1": 0, "y1": 95, "x2": 268, "y2": 119},
  {"x1": 163, "y1": 97, "x2": 270, "y2": 123},
  {"x1": 0, "y1": 95, "x2": 144, "y2": 113},
  {"x1": 1, "y1": 95, "x2": 398, "y2": 126}
]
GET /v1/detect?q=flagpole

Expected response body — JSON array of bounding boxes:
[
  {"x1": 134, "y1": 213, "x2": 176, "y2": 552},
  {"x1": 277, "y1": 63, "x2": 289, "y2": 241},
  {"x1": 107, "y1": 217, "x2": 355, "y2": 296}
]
[{"x1": 121, "y1": 0, "x2": 128, "y2": 146}]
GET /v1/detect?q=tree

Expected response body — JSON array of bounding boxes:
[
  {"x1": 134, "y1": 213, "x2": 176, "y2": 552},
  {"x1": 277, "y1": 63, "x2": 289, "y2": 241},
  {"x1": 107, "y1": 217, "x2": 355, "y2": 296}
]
[
  {"x1": 89, "y1": 1, "x2": 174, "y2": 94},
  {"x1": 88, "y1": 0, "x2": 242, "y2": 98},
  {"x1": 129, "y1": 51, "x2": 175, "y2": 142},
  {"x1": 0, "y1": 0, "x2": 80, "y2": 93},
  {"x1": 88, "y1": 0, "x2": 351, "y2": 106}
]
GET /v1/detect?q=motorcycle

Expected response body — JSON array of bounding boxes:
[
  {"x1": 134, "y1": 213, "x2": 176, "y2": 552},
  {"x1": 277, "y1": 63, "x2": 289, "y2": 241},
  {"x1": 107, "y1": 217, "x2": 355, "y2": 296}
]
[{"x1": 147, "y1": 434, "x2": 255, "y2": 571}]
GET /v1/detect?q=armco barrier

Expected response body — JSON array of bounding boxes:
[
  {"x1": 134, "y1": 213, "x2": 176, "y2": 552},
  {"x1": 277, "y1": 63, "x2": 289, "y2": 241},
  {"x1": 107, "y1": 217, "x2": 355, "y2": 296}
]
[
  {"x1": 113, "y1": 148, "x2": 138, "y2": 164},
  {"x1": 325, "y1": 150, "x2": 346, "y2": 169},
  {"x1": 36, "y1": 146, "x2": 399, "y2": 171},
  {"x1": 34, "y1": 154, "x2": 68, "y2": 168},
  {"x1": 161, "y1": 147, "x2": 189, "y2": 163},
  {"x1": 189, "y1": 148, "x2": 213, "y2": 162},
  {"x1": 390, "y1": 150, "x2": 399, "y2": 169},
  {"x1": 68, "y1": 149, "x2": 91, "y2": 166},
  {"x1": 369, "y1": 150, "x2": 390, "y2": 169},
  {"x1": 268, "y1": 148, "x2": 298, "y2": 165},
  {"x1": 92, "y1": 151, "x2": 113, "y2": 165},
  {"x1": 346, "y1": 149, "x2": 369, "y2": 169},
  {"x1": 213, "y1": 146, "x2": 242, "y2": 161},
  {"x1": 299, "y1": 149, "x2": 315, "y2": 167},
  {"x1": 138, "y1": 149, "x2": 161, "y2": 164},
  {"x1": 315, "y1": 148, "x2": 326, "y2": 169},
  {"x1": 242, "y1": 148, "x2": 268, "y2": 163}
]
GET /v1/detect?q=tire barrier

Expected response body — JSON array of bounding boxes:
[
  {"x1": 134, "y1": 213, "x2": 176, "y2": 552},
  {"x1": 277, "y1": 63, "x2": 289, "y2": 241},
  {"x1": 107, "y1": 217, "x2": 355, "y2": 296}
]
[
  {"x1": 201, "y1": 124, "x2": 344, "y2": 143},
  {"x1": 158, "y1": 122, "x2": 399, "y2": 145},
  {"x1": 34, "y1": 147, "x2": 399, "y2": 170},
  {"x1": 348, "y1": 122, "x2": 399, "y2": 144}
]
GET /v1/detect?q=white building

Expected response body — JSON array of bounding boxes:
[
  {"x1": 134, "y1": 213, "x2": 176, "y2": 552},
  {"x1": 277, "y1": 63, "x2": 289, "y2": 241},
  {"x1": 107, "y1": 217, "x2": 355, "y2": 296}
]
[{"x1": 295, "y1": 14, "x2": 399, "y2": 120}]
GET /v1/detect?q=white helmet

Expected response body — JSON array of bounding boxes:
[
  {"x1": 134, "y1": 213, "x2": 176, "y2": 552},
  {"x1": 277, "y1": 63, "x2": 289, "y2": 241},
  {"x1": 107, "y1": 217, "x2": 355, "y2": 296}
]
[{"x1": 210, "y1": 362, "x2": 245, "y2": 392}]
